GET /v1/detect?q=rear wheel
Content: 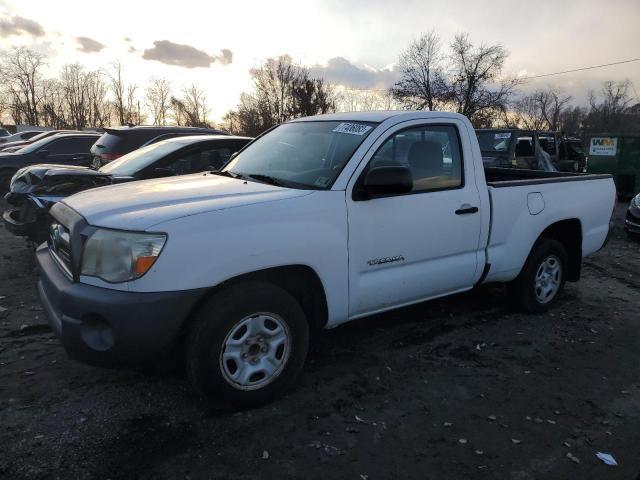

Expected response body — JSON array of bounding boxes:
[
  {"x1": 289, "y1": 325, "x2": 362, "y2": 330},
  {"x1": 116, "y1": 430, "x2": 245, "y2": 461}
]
[
  {"x1": 509, "y1": 238, "x2": 567, "y2": 313},
  {"x1": 185, "y1": 281, "x2": 309, "y2": 409}
]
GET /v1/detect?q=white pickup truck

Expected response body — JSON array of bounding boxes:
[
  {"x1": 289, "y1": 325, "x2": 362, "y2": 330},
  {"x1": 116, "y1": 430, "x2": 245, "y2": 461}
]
[{"x1": 37, "y1": 111, "x2": 616, "y2": 407}]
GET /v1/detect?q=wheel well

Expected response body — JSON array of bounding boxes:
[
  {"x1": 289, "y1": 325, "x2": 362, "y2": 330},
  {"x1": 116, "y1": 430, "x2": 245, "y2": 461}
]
[
  {"x1": 537, "y1": 219, "x2": 582, "y2": 281},
  {"x1": 0, "y1": 167, "x2": 17, "y2": 178},
  {"x1": 178, "y1": 265, "x2": 329, "y2": 345}
]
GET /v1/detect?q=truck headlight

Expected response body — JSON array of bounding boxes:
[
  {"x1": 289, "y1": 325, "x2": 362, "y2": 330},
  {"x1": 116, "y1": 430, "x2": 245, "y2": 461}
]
[
  {"x1": 80, "y1": 229, "x2": 167, "y2": 282},
  {"x1": 633, "y1": 194, "x2": 640, "y2": 209}
]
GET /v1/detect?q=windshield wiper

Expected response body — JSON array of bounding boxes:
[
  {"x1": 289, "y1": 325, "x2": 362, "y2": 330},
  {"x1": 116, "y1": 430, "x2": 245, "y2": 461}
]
[
  {"x1": 212, "y1": 170, "x2": 241, "y2": 178},
  {"x1": 243, "y1": 174, "x2": 291, "y2": 188}
]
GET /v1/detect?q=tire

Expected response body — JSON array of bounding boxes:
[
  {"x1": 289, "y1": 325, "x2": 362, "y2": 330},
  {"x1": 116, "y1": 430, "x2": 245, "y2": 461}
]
[
  {"x1": 185, "y1": 281, "x2": 309, "y2": 409},
  {"x1": 508, "y1": 238, "x2": 567, "y2": 313}
]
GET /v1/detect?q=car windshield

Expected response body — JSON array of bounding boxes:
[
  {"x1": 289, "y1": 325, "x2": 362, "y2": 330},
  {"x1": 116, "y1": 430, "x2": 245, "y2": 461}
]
[
  {"x1": 568, "y1": 141, "x2": 584, "y2": 154},
  {"x1": 222, "y1": 121, "x2": 377, "y2": 189},
  {"x1": 476, "y1": 131, "x2": 512, "y2": 152},
  {"x1": 98, "y1": 140, "x2": 188, "y2": 175},
  {"x1": 17, "y1": 135, "x2": 59, "y2": 153},
  {"x1": 25, "y1": 131, "x2": 53, "y2": 143}
]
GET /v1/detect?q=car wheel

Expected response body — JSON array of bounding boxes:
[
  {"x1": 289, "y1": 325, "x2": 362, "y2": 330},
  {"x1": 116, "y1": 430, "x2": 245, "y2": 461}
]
[
  {"x1": 185, "y1": 281, "x2": 309, "y2": 409},
  {"x1": 509, "y1": 238, "x2": 567, "y2": 313}
]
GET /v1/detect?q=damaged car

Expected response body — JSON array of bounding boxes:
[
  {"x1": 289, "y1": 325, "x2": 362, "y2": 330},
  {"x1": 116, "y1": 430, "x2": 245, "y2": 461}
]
[
  {"x1": 625, "y1": 193, "x2": 640, "y2": 239},
  {"x1": 3, "y1": 134, "x2": 252, "y2": 243},
  {"x1": 0, "y1": 132, "x2": 101, "y2": 193}
]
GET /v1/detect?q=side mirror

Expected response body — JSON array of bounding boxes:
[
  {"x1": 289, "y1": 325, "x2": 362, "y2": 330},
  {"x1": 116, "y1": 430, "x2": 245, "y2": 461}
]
[
  {"x1": 38, "y1": 150, "x2": 49, "y2": 160},
  {"x1": 147, "y1": 167, "x2": 175, "y2": 179},
  {"x1": 355, "y1": 165, "x2": 413, "y2": 200}
]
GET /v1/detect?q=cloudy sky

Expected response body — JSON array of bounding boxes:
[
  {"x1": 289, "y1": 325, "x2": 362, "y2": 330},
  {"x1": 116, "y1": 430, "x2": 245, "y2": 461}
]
[{"x1": 1, "y1": 0, "x2": 639, "y2": 122}]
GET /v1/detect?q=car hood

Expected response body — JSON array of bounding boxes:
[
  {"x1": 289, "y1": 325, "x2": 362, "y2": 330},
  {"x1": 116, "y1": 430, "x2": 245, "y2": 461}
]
[
  {"x1": 62, "y1": 173, "x2": 313, "y2": 230},
  {"x1": 10, "y1": 164, "x2": 112, "y2": 195}
]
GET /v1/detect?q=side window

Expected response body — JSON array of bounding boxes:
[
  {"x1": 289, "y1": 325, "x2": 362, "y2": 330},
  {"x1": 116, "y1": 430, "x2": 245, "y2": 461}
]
[
  {"x1": 197, "y1": 147, "x2": 232, "y2": 171},
  {"x1": 79, "y1": 136, "x2": 98, "y2": 151},
  {"x1": 163, "y1": 146, "x2": 233, "y2": 174},
  {"x1": 369, "y1": 125, "x2": 463, "y2": 193},
  {"x1": 43, "y1": 139, "x2": 66, "y2": 155},
  {"x1": 45, "y1": 137, "x2": 93, "y2": 155}
]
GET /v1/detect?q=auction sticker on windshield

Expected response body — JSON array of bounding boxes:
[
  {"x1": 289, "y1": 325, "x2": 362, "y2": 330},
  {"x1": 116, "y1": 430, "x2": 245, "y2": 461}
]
[
  {"x1": 333, "y1": 123, "x2": 373, "y2": 135},
  {"x1": 494, "y1": 132, "x2": 511, "y2": 139}
]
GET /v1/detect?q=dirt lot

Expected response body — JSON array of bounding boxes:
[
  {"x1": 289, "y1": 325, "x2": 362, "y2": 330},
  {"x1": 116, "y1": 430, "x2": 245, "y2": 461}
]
[{"x1": 1, "y1": 202, "x2": 639, "y2": 480}]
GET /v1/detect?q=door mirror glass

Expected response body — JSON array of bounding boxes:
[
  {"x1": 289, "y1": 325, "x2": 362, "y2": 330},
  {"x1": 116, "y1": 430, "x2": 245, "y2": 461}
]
[{"x1": 357, "y1": 165, "x2": 413, "y2": 200}]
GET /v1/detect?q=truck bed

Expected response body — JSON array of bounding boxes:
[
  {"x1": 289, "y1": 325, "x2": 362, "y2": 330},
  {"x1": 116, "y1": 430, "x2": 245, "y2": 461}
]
[
  {"x1": 485, "y1": 167, "x2": 611, "y2": 187},
  {"x1": 482, "y1": 167, "x2": 615, "y2": 285}
]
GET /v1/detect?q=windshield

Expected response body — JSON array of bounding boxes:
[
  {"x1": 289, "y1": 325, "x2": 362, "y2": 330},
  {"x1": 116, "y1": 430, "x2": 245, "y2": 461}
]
[
  {"x1": 99, "y1": 140, "x2": 187, "y2": 175},
  {"x1": 21, "y1": 131, "x2": 51, "y2": 143},
  {"x1": 476, "y1": 131, "x2": 512, "y2": 153},
  {"x1": 568, "y1": 141, "x2": 584, "y2": 155},
  {"x1": 222, "y1": 121, "x2": 377, "y2": 189},
  {"x1": 18, "y1": 135, "x2": 58, "y2": 153}
]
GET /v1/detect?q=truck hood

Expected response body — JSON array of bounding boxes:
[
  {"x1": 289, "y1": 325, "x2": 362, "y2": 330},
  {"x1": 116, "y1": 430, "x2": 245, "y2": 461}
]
[
  {"x1": 62, "y1": 173, "x2": 313, "y2": 230},
  {"x1": 10, "y1": 164, "x2": 113, "y2": 195}
]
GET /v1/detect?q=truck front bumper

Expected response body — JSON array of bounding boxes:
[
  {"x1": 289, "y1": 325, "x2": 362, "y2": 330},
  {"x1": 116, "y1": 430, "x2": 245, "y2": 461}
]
[{"x1": 36, "y1": 243, "x2": 206, "y2": 367}]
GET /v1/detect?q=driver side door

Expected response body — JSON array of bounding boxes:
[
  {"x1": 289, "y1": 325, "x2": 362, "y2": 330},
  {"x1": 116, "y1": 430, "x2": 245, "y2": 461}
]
[{"x1": 346, "y1": 120, "x2": 483, "y2": 318}]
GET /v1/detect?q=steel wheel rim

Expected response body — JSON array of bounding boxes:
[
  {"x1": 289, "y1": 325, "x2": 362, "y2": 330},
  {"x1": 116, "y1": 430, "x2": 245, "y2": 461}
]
[
  {"x1": 219, "y1": 312, "x2": 291, "y2": 390},
  {"x1": 534, "y1": 254, "x2": 562, "y2": 304}
]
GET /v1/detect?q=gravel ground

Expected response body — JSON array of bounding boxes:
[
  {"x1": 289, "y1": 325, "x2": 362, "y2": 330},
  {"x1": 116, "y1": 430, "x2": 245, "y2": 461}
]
[{"x1": 0, "y1": 201, "x2": 639, "y2": 480}]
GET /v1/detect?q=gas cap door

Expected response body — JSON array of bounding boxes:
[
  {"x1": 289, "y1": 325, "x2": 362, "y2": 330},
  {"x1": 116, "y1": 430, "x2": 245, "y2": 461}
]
[{"x1": 527, "y1": 192, "x2": 545, "y2": 215}]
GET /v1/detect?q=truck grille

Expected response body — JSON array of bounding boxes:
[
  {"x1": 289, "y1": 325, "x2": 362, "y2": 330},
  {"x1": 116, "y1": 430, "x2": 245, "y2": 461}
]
[{"x1": 48, "y1": 221, "x2": 73, "y2": 278}]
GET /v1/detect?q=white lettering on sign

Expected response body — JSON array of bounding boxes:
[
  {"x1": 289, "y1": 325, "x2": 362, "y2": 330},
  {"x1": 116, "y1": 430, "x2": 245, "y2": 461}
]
[
  {"x1": 589, "y1": 137, "x2": 617, "y2": 156},
  {"x1": 332, "y1": 123, "x2": 372, "y2": 136}
]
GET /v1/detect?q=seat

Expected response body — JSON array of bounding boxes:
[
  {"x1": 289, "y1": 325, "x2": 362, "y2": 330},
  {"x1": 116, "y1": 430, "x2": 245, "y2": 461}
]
[{"x1": 516, "y1": 139, "x2": 534, "y2": 156}]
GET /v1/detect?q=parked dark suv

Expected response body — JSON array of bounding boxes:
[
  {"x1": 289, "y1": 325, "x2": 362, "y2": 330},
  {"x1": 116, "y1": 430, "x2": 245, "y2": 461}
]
[
  {"x1": 0, "y1": 133, "x2": 100, "y2": 192},
  {"x1": 91, "y1": 126, "x2": 228, "y2": 168}
]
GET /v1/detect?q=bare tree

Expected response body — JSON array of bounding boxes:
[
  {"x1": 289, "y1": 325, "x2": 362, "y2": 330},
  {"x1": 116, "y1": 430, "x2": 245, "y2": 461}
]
[
  {"x1": 336, "y1": 88, "x2": 402, "y2": 111},
  {"x1": 145, "y1": 77, "x2": 172, "y2": 125},
  {"x1": 108, "y1": 61, "x2": 140, "y2": 125},
  {"x1": 513, "y1": 92, "x2": 548, "y2": 130},
  {"x1": 449, "y1": 33, "x2": 520, "y2": 127},
  {"x1": 540, "y1": 88, "x2": 572, "y2": 131},
  {"x1": 291, "y1": 72, "x2": 335, "y2": 117},
  {"x1": 513, "y1": 87, "x2": 572, "y2": 131},
  {"x1": 584, "y1": 80, "x2": 636, "y2": 133},
  {"x1": 182, "y1": 84, "x2": 210, "y2": 127},
  {"x1": 0, "y1": 47, "x2": 47, "y2": 125},
  {"x1": 391, "y1": 31, "x2": 448, "y2": 110},
  {"x1": 557, "y1": 106, "x2": 586, "y2": 136},
  {"x1": 86, "y1": 70, "x2": 112, "y2": 128},
  {"x1": 170, "y1": 84, "x2": 210, "y2": 127},
  {"x1": 225, "y1": 55, "x2": 335, "y2": 136}
]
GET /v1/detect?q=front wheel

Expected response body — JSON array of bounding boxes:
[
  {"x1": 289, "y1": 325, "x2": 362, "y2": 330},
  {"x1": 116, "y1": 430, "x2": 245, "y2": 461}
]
[
  {"x1": 185, "y1": 281, "x2": 309, "y2": 409},
  {"x1": 508, "y1": 238, "x2": 567, "y2": 313}
]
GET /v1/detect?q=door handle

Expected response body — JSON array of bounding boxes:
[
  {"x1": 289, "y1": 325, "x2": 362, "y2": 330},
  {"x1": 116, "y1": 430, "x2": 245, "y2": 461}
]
[{"x1": 455, "y1": 205, "x2": 479, "y2": 215}]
